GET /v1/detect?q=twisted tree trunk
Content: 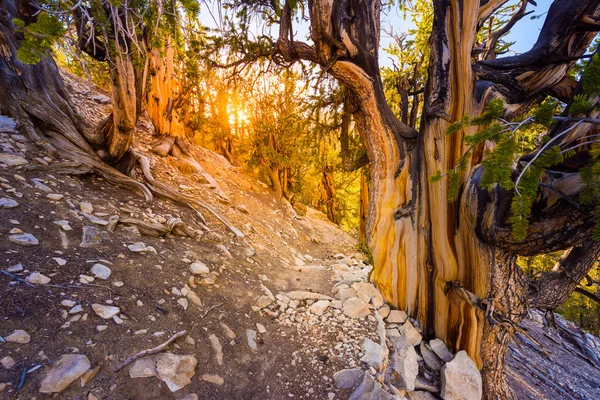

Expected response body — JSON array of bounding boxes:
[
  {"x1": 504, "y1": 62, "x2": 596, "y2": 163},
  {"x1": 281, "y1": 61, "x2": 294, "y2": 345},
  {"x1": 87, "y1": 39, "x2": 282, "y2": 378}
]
[
  {"x1": 0, "y1": 0, "x2": 150, "y2": 199},
  {"x1": 275, "y1": 0, "x2": 600, "y2": 397}
]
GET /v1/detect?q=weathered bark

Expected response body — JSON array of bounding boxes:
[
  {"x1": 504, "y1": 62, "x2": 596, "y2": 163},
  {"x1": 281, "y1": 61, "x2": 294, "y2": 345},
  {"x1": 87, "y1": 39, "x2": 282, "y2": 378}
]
[
  {"x1": 0, "y1": 0, "x2": 150, "y2": 199},
  {"x1": 320, "y1": 165, "x2": 339, "y2": 224},
  {"x1": 147, "y1": 42, "x2": 187, "y2": 156},
  {"x1": 272, "y1": 0, "x2": 600, "y2": 397},
  {"x1": 358, "y1": 171, "x2": 369, "y2": 246}
]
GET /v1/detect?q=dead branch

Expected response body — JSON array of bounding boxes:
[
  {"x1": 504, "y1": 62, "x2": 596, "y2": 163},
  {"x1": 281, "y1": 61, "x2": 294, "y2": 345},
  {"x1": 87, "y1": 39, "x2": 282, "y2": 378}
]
[{"x1": 114, "y1": 330, "x2": 187, "y2": 372}]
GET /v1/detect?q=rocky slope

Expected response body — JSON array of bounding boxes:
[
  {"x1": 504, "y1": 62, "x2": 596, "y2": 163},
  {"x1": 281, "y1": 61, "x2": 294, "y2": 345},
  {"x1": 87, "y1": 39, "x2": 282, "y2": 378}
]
[{"x1": 1, "y1": 72, "x2": 599, "y2": 399}]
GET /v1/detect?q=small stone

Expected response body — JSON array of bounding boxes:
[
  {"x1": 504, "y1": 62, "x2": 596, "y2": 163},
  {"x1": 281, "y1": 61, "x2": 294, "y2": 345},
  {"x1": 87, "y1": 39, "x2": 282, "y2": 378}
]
[
  {"x1": 61, "y1": 300, "x2": 76, "y2": 308},
  {"x1": 256, "y1": 323, "x2": 267, "y2": 334},
  {"x1": 0, "y1": 197, "x2": 18, "y2": 208},
  {"x1": 96, "y1": 325, "x2": 108, "y2": 332},
  {"x1": 25, "y1": 272, "x2": 50, "y2": 284},
  {"x1": 309, "y1": 300, "x2": 330, "y2": 316},
  {"x1": 80, "y1": 226, "x2": 105, "y2": 247},
  {"x1": 112, "y1": 315, "x2": 123, "y2": 324},
  {"x1": 9, "y1": 233, "x2": 39, "y2": 246},
  {"x1": 189, "y1": 261, "x2": 209, "y2": 275},
  {"x1": 69, "y1": 305, "x2": 83, "y2": 314},
  {"x1": 53, "y1": 257, "x2": 67, "y2": 266},
  {"x1": 209, "y1": 334, "x2": 223, "y2": 366},
  {"x1": 47, "y1": 193, "x2": 64, "y2": 201},
  {"x1": 39, "y1": 354, "x2": 91, "y2": 393},
  {"x1": 79, "y1": 202, "x2": 94, "y2": 213},
  {"x1": 285, "y1": 291, "x2": 333, "y2": 301},
  {"x1": 113, "y1": 281, "x2": 124, "y2": 287},
  {"x1": 377, "y1": 305, "x2": 391, "y2": 319},
  {"x1": 129, "y1": 356, "x2": 156, "y2": 378},
  {"x1": 1, "y1": 356, "x2": 15, "y2": 369},
  {"x1": 221, "y1": 323, "x2": 236, "y2": 340},
  {"x1": 420, "y1": 341, "x2": 443, "y2": 371},
  {"x1": 342, "y1": 297, "x2": 370, "y2": 319},
  {"x1": 247, "y1": 329, "x2": 258, "y2": 351},
  {"x1": 201, "y1": 373, "x2": 224, "y2": 385},
  {"x1": 440, "y1": 351, "x2": 482, "y2": 400},
  {"x1": 80, "y1": 365, "x2": 100, "y2": 387},
  {"x1": 79, "y1": 274, "x2": 95, "y2": 284},
  {"x1": 7, "y1": 263, "x2": 23, "y2": 273},
  {"x1": 154, "y1": 353, "x2": 198, "y2": 392},
  {"x1": 127, "y1": 242, "x2": 148, "y2": 252},
  {"x1": 349, "y1": 372, "x2": 395, "y2": 400},
  {"x1": 256, "y1": 295, "x2": 273, "y2": 309},
  {"x1": 90, "y1": 263, "x2": 111, "y2": 280},
  {"x1": 91, "y1": 304, "x2": 120, "y2": 319},
  {"x1": 54, "y1": 220, "x2": 72, "y2": 231},
  {"x1": 386, "y1": 310, "x2": 407, "y2": 324},
  {"x1": 0, "y1": 153, "x2": 28, "y2": 167},
  {"x1": 336, "y1": 286, "x2": 357, "y2": 301},
  {"x1": 429, "y1": 338, "x2": 454, "y2": 363},
  {"x1": 177, "y1": 298, "x2": 189, "y2": 310},
  {"x1": 333, "y1": 368, "x2": 364, "y2": 389},
  {"x1": 407, "y1": 391, "x2": 437, "y2": 400},
  {"x1": 31, "y1": 178, "x2": 52, "y2": 192}
]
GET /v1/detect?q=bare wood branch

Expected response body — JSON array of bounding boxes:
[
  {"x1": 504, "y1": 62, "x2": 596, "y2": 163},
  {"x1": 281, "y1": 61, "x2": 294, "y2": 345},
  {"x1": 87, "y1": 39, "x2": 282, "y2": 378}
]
[{"x1": 114, "y1": 330, "x2": 187, "y2": 372}]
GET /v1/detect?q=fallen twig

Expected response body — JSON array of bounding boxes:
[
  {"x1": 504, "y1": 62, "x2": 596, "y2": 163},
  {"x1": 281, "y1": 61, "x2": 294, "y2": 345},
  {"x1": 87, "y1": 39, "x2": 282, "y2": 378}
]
[
  {"x1": 16, "y1": 365, "x2": 27, "y2": 393},
  {"x1": 201, "y1": 303, "x2": 222, "y2": 319},
  {"x1": 0, "y1": 270, "x2": 34, "y2": 287},
  {"x1": 114, "y1": 330, "x2": 187, "y2": 372}
]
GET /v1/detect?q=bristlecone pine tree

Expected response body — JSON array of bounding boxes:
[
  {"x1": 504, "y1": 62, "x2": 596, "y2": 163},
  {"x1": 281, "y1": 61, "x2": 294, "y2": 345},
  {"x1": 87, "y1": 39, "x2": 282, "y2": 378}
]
[{"x1": 224, "y1": 0, "x2": 600, "y2": 397}]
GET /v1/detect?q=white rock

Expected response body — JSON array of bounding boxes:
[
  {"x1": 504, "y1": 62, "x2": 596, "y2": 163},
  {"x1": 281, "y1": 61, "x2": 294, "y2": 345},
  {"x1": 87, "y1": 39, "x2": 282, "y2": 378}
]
[
  {"x1": 342, "y1": 297, "x2": 370, "y2": 319},
  {"x1": 127, "y1": 242, "x2": 147, "y2": 252},
  {"x1": 177, "y1": 298, "x2": 189, "y2": 310},
  {"x1": 256, "y1": 295, "x2": 273, "y2": 309},
  {"x1": 61, "y1": 300, "x2": 76, "y2": 308},
  {"x1": 7, "y1": 263, "x2": 23, "y2": 272},
  {"x1": 389, "y1": 344, "x2": 418, "y2": 391},
  {"x1": 333, "y1": 368, "x2": 364, "y2": 389},
  {"x1": 360, "y1": 338, "x2": 388, "y2": 371},
  {"x1": 209, "y1": 334, "x2": 223, "y2": 366},
  {"x1": 441, "y1": 351, "x2": 482, "y2": 400},
  {"x1": 91, "y1": 304, "x2": 120, "y2": 319},
  {"x1": 90, "y1": 264, "x2": 111, "y2": 280},
  {"x1": 69, "y1": 305, "x2": 83, "y2": 314},
  {"x1": 386, "y1": 310, "x2": 407, "y2": 324},
  {"x1": 5, "y1": 329, "x2": 30, "y2": 344},
  {"x1": 337, "y1": 286, "x2": 357, "y2": 301},
  {"x1": 310, "y1": 300, "x2": 330, "y2": 316},
  {"x1": 154, "y1": 353, "x2": 198, "y2": 392},
  {"x1": 0, "y1": 197, "x2": 18, "y2": 208},
  {"x1": 26, "y1": 272, "x2": 50, "y2": 284},
  {"x1": 201, "y1": 373, "x2": 224, "y2": 385},
  {"x1": 256, "y1": 323, "x2": 267, "y2": 334},
  {"x1": 46, "y1": 194, "x2": 64, "y2": 201},
  {"x1": 430, "y1": 338, "x2": 454, "y2": 363},
  {"x1": 9, "y1": 233, "x2": 39, "y2": 246},
  {"x1": 0, "y1": 153, "x2": 28, "y2": 167},
  {"x1": 129, "y1": 356, "x2": 156, "y2": 378},
  {"x1": 79, "y1": 202, "x2": 94, "y2": 213},
  {"x1": 1, "y1": 356, "x2": 15, "y2": 369},
  {"x1": 53, "y1": 257, "x2": 67, "y2": 266},
  {"x1": 189, "y1": 261, "x2": 209, "y2": 275},
  {"x1": 39, "y1": 354, "x2": 91, "y2": 393},
  {"x1": 247, "y1": 329, "x2": 258, "y2": 351},
  {"x1": 420, "y1": 341, "x2": 443, "y2": 371}
]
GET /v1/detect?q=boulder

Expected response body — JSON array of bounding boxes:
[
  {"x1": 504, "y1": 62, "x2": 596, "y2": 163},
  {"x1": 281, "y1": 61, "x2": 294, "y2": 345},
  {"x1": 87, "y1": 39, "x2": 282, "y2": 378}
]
[
  {"x1": 389, "y1": 345, "x2": 418, "y2": 391},
  {"x1": 440, "y1": 350, "x2": 482, "y2": 400},
  {"x1": 360, "y1": 338, "x2": 388, "y2": 371},
  {"x1": 420, "y1": 341, "x2": 444, "y2": 371},
  {"x1": 39, "y1": 354, "x2": 91, "y2": 393}
]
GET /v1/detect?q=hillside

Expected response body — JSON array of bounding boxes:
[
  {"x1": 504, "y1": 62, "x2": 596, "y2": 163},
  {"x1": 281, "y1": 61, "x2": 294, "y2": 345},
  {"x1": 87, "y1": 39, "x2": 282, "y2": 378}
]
[{"x1": 0, "y1": 72, "x2": 599, "y2": 400}]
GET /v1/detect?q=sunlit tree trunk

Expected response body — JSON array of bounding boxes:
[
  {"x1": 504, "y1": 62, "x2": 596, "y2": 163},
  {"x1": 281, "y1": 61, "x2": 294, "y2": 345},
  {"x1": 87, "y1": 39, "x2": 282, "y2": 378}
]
[{"x1": 275, "y1": 0, "x2": 600, "y2": 397}]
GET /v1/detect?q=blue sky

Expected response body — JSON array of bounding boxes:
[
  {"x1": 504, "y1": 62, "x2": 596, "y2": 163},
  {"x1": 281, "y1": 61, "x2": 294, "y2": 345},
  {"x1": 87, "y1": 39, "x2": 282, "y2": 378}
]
[{"x1": 200, "y1": 0, "x2": 553, "y2": 67}]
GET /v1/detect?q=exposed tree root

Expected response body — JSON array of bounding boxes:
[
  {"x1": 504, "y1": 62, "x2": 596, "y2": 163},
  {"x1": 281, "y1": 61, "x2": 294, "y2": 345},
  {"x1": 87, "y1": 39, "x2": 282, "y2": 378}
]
[
  {"x1": 118, "y1": 216, "x2": 198, "y2": 238},
  {"x1": 134, "y1": 151, "x2": 244, "y2": 238}
]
